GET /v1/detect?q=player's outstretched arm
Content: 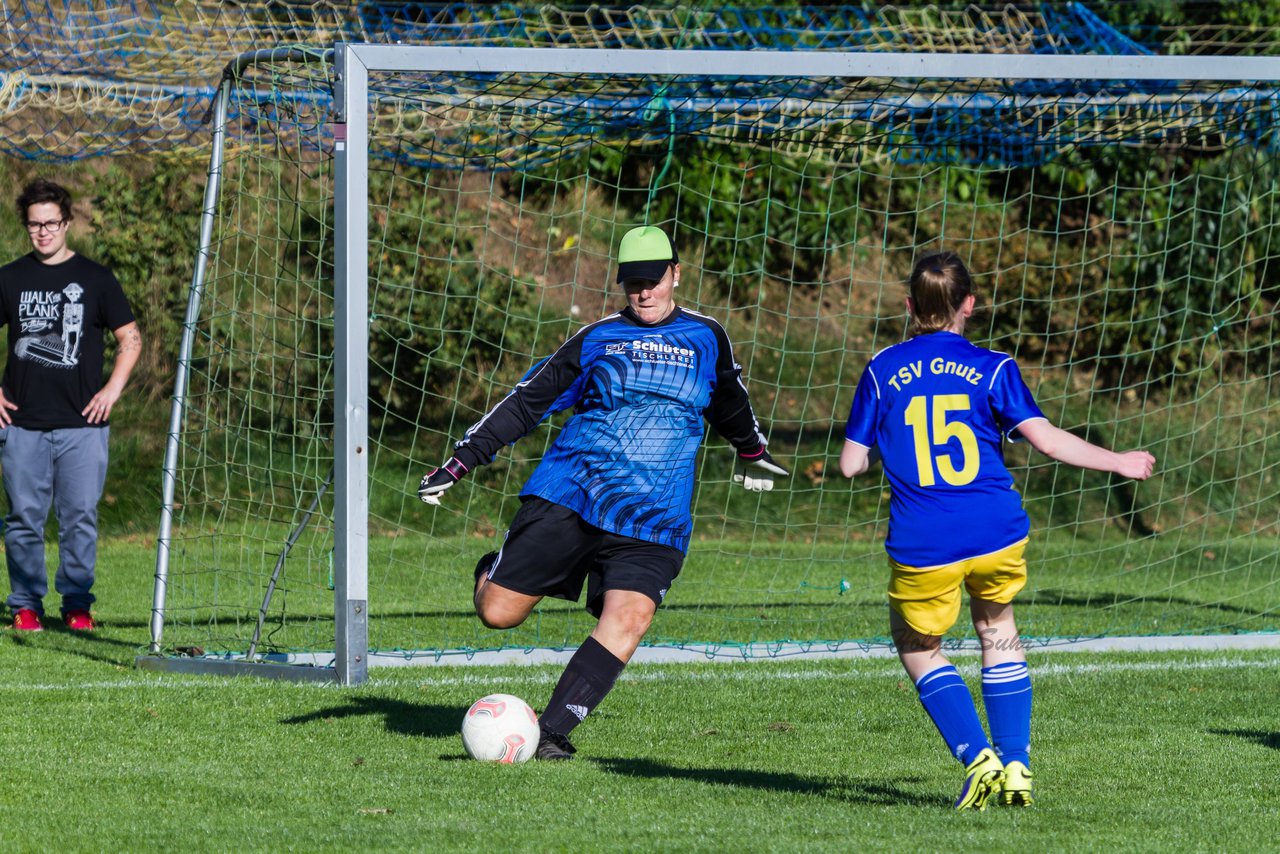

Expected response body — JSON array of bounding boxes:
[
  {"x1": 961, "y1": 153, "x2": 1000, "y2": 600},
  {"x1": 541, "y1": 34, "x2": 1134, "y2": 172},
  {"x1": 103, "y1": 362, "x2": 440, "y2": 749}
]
[
  {"x1": 418, "y1": 329, "x2": 590, "y2": 507},
  {"x1": 1018, "y1": 420, "x2": 1155, "y2": 480}
]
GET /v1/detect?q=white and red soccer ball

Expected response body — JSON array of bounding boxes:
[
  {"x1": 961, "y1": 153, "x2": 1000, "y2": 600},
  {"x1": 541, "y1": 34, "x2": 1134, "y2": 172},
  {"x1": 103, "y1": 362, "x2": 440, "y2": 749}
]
[{"x1": 461, "y1": 693, "x2": 540, "y2": 763}]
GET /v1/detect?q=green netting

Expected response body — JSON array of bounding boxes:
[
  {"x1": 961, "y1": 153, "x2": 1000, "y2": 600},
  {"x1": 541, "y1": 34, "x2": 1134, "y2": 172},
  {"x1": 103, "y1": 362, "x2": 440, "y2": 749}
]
[{"x1": 155, "y1": 51, "x2": 1280, "y2": 661}]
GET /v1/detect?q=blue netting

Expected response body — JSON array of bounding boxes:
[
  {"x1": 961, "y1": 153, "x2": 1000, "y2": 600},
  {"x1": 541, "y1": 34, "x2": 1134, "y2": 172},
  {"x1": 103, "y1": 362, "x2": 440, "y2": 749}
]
[
  {"x1": 0, "y1": 3, "x2": 1267, "y2": 164},
  {"x1": 0, "y1": 3, "x2": 1168, "y2": 76},
  {"x1": 1041, "y1": 2, "x2": 1154, "y2": 56},
  {"x1": 202, "y1": 66, "x2": 1280, "y2": 171}
]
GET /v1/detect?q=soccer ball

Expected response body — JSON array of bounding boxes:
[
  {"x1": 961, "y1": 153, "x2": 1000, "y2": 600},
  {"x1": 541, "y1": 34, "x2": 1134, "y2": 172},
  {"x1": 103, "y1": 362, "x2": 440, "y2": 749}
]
[{"x1": 461, "y1": 693, "x2": 541, "y2": 763}]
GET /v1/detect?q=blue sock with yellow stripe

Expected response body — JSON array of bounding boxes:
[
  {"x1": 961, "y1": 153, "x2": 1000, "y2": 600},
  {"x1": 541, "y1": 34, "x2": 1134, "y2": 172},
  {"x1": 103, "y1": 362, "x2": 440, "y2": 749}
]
[
  {"x1": 981, "y1": 661, "x2": 1031, "y2": 766},
  {"x1": 915, "y1": 665, "x2": 990, "y2": 765}
]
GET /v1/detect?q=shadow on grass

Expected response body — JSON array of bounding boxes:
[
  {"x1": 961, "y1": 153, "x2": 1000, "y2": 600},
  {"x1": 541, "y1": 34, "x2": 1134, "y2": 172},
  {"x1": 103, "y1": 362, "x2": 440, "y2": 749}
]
[
  {"x1": 592, "y1": 756, "x2": 938, "y2": 807},
  {"x1": 1022, "y1": 589, "x2": 1274, "y2": 618},
  {"x1": 6, "y1": 622, "x2": 143, "y2": 667},
  {"x1": 281, "y1": 697, "x2": 466, "y2": 740},
  {"x1": 1208, "y1": 728, "x2": 1280, "y2": 751},
  {"x1": 166, "y1": 586, "x2": 1271, "y2": 627}
]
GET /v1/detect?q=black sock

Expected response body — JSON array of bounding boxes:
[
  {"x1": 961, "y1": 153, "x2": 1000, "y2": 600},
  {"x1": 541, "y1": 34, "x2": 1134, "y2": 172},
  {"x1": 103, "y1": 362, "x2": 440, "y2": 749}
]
[{"x1": 539, "y1": 636, "x2": 625, "y2": 737}]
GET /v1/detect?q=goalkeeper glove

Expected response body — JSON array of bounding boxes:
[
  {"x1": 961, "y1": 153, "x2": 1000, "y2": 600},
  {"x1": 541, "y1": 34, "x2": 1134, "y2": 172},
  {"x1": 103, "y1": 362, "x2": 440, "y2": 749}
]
[
  {"x1": 732, "y1": 444, "x2": 790, "y2": 492},
  {"x1": 418, "y1": 457, "x2": 469, "y2": 505}
]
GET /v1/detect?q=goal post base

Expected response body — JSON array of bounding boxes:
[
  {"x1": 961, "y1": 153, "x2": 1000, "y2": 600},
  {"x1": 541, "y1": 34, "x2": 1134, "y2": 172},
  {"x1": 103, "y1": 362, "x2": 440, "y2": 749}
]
[{"x1": 134, "y1": 655, "x2": 338, "y2": 683}]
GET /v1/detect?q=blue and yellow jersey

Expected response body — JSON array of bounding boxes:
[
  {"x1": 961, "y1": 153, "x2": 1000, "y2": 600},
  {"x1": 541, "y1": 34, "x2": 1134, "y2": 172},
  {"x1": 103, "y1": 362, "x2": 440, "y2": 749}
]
[
  {"x1": 845, "y1": 331, "x2": 1046, "y2": 567},
  {"x1": 452, "y1": 306, "x2": 766, "y2": 553}
]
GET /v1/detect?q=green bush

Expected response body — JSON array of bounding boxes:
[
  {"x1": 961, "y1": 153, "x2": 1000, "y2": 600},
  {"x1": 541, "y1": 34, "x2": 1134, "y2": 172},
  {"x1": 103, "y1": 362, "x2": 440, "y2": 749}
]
[
  {"x1": 367, "y1": 167, "x2": 543, "y2": 433},
  {"x1": 84, "y1": 158, "x2": 205, "y2": 400}
]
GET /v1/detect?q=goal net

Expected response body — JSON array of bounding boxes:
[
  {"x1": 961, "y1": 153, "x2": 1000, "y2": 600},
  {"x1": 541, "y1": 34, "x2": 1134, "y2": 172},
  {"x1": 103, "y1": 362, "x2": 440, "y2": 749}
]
[{"x1": 149, "y1": 45, "x2": 1280, "y2": 680}]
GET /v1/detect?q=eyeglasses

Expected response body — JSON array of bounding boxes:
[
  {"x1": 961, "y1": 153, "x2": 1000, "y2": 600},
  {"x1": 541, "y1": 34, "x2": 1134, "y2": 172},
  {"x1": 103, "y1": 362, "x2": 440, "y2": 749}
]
[{"x1": 25, "y1": 219, "x2": 66, "y2": 234}]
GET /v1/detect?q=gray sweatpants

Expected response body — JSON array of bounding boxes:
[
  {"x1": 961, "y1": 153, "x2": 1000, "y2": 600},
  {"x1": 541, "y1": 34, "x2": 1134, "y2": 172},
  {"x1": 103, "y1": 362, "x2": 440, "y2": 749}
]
[{"x1": 2, "y1": 425, "x2": 110, "y2": 615}]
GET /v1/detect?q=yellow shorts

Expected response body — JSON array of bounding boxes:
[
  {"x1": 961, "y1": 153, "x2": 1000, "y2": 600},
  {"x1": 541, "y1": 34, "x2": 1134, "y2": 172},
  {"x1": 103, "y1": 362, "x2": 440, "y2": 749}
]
[{"x1": 887, "y1": 539, "x2": 1028, "y2": 637}]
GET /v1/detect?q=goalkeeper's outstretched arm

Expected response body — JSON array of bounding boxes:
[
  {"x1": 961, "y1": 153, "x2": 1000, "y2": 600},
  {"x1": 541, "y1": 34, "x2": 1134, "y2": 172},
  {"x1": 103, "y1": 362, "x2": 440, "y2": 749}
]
[{"x1": 418, "y1": 328, "x2": 588, "y2": 504}]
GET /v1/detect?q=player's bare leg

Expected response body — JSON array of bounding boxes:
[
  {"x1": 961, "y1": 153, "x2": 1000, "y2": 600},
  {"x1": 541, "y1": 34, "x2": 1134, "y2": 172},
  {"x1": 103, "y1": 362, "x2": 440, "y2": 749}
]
[
  {"x1": 473, "y1": 579, "x2": 542, "y2": 629},
  {"x1": 972, "y1": 597, "x2": 1033, "y2": 806},
  {"x1": 970, "y1": 598, "x2": 1025, "y2": 669},
  {"x1": 589, "y1": 589, "x2": 657, "y2": 662},
  {"x1": 890, "y1": 607, "x2": 944, "y2": 682}
]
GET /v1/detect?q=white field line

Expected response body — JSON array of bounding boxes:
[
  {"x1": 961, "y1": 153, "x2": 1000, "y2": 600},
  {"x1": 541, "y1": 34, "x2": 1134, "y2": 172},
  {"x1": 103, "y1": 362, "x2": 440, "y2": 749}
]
[
  {"x1": 364, "y1": 632, "x2": 1280, "y2": 667},
  {"x1": 138, "y1": 632, "x2": 1280, "y2": 673},
  {"x1": 5, "y1": 653, "x2": 1278, "y2": 692},
  {"x1": 378, "y1": 655, "x2": 1280, "y2": 688}
]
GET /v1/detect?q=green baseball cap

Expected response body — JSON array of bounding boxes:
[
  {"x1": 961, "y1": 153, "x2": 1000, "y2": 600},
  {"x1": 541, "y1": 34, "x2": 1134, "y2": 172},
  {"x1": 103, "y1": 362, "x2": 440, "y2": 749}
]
[{"x1": 616, "y1": 226, "x2": 679, "y2": 284}]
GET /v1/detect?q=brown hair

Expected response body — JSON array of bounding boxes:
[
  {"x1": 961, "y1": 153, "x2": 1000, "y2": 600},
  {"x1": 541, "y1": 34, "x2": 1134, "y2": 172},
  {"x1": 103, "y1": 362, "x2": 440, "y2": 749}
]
[
  {"x1": 16, "y1": 178, "x2": 73, "y2": 223},
  {"x1": 907, "y1": 251, "x2": 973, "y2": 336}
]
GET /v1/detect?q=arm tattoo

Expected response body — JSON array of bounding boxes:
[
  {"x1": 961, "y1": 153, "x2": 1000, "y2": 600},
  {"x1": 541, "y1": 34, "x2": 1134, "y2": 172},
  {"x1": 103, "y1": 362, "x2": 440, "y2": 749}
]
[{"x1": 118, "y1": 327, "x2": 142, "y2": 354}]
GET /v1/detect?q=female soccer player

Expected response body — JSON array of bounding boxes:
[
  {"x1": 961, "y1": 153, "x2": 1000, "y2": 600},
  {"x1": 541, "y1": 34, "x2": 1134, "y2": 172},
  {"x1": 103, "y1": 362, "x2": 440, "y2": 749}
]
[
  {"x1": 839, "y1": 251, "x2": 1154, "y2": 809},
  {"x1": 419, "y1": 225, "x2": 788, "y2": 759}
]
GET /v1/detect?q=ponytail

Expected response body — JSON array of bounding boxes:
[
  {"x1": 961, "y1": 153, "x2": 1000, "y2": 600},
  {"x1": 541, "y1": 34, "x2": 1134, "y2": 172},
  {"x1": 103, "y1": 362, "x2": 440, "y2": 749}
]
[{"x1": 907, "y1": 251, "x2": 973, "y2": 336}]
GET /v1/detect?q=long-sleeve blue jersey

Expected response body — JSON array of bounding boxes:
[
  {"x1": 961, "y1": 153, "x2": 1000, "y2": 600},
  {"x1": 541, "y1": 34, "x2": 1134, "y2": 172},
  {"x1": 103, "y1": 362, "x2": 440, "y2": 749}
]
[{"x1": 451, "y1": 306, "x2": 768, "y2": 553}]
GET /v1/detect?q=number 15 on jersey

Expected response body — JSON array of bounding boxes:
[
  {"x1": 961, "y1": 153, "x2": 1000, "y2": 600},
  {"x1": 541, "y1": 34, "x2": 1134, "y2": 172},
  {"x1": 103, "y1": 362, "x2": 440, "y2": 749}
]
[{"x1": 903, "y1": 394, "x2": 979, "y2": 487}]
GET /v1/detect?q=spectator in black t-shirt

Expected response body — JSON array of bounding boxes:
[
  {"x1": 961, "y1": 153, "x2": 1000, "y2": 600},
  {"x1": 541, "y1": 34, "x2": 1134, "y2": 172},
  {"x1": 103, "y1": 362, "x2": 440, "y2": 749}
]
[{"x1": 0, "y1": 179, "x2": 141, "y2": 632}]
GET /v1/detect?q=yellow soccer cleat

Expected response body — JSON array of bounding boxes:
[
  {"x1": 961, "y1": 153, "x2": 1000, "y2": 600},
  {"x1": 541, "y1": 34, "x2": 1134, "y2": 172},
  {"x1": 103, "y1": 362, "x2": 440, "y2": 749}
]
[
  {"x1": 1000, "y1": 761, "x2": 1034, "y2": 807},
  {"x1": 954, "y1": 748, "x2": 1004, "y2": 811}
]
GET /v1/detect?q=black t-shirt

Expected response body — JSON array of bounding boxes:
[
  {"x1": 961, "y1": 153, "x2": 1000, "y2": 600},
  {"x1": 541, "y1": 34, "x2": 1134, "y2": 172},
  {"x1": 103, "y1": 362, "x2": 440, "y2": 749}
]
[{"x1": 0, "y1": 252, "x2": 136, "y2": 429}]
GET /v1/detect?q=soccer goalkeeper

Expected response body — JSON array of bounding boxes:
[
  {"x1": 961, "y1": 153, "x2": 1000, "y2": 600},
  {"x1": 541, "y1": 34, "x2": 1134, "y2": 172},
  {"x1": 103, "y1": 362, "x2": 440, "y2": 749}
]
[{"x1": 419, "y1": 225, "x2": 788, "y2": 759}]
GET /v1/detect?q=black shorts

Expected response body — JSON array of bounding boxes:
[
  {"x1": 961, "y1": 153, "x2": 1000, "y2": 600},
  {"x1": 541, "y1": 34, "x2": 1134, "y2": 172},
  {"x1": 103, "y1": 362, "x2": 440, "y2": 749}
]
[{"x1": 479, "y1": 497, "x2": 685, "y2": 618}]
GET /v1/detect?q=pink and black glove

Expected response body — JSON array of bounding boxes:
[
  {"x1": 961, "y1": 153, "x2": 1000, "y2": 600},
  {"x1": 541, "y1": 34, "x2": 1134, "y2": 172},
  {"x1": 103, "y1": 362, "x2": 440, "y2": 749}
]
[{"x1": 418, "y1": 457, "x2": 469, "y2": 506}]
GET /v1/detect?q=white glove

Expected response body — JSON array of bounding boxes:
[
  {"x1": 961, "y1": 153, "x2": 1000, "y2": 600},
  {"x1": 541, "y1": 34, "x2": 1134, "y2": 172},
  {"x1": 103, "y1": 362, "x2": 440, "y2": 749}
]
[{"x1": 732, "y1": 446, "x2": 790, "y2": 492}]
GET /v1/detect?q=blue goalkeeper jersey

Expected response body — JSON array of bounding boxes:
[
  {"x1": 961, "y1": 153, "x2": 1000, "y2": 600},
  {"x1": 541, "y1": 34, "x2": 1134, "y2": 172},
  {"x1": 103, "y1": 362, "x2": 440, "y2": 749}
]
[
  {"x1": 844, "y1": 331, "x2": 1046, "y2": 567},
  {"x1": 452, "y1": 307, "x2": 767, "y2": 552}
]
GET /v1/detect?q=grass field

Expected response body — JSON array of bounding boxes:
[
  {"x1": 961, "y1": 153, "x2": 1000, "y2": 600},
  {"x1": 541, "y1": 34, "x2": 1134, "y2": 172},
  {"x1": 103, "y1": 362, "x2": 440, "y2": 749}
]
[{"x1": 3, "y1": 537, "x2": 1279, "y2": 852}]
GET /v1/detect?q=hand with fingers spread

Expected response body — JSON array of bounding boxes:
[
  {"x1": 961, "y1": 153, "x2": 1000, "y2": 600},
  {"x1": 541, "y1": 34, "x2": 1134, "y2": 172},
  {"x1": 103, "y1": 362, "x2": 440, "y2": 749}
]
[{"x1": 732, "y1": 444, "x2": 790, "y2": 492}]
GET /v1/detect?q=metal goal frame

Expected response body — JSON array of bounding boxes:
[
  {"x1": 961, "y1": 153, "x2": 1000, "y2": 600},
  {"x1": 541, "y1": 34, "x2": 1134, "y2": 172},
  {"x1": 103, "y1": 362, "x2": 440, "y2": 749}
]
[{"x1": 140, "y1": 44, "x2": 1280, "y2": 685}]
